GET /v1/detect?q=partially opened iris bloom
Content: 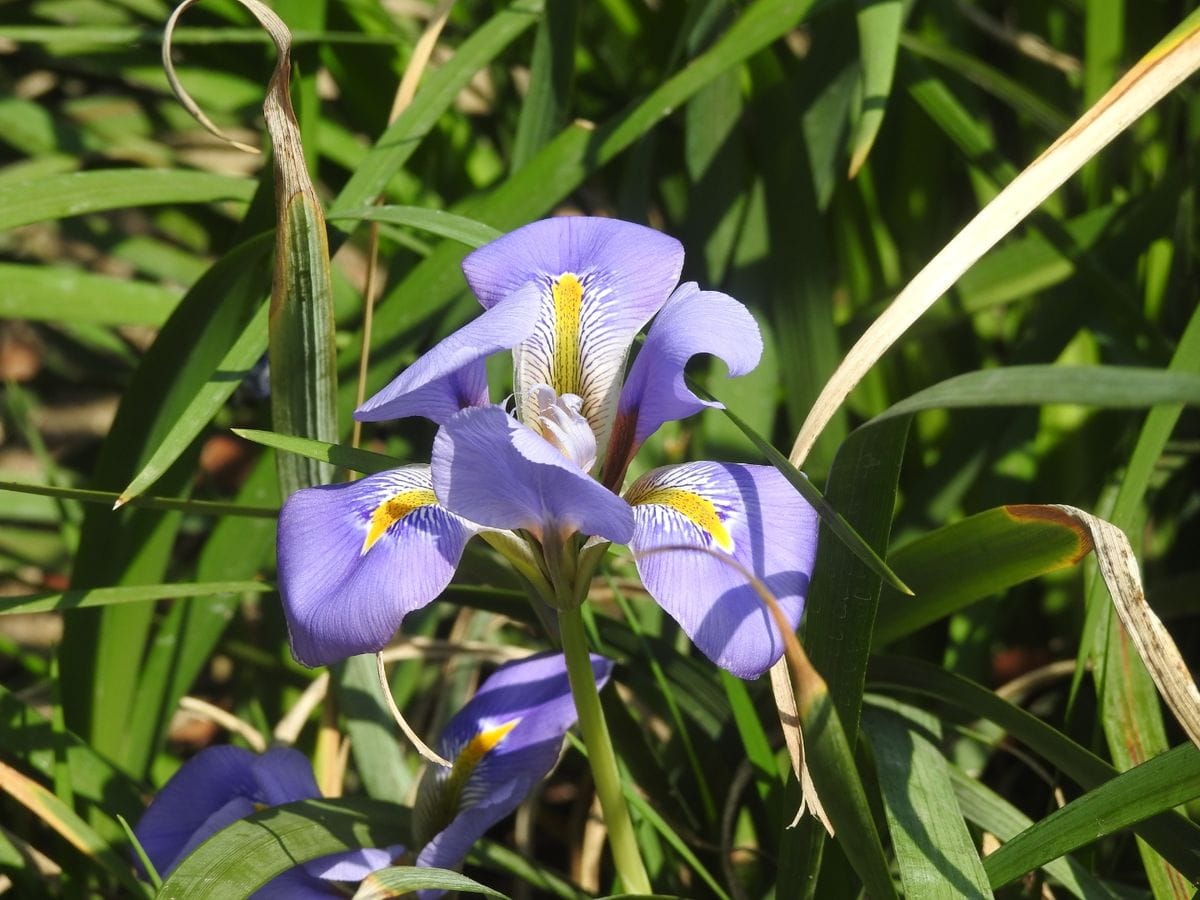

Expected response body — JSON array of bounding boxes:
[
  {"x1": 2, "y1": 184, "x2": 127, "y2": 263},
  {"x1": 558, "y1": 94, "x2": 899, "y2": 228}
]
[
  {"x1": 134, "y1": 652, "x2": 610, "y2": 897},
  {"x1": 278, "y1": 217, "x2": 818, "y2": 679}
]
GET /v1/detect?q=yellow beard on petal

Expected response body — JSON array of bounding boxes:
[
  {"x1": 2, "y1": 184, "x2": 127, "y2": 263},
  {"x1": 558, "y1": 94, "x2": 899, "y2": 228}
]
[
  {"x1": 443, "y1": 719, "x2": 520, "y2": 807},
  {"x1": 551, "y1": 273, "x2": 583, "y2": 397},
  {"x1": 362, "y1": 489, "x2": 438, "y2": 554},
  {"x1": 627, "y1": 486, "x2": 735, "y2": 553}
]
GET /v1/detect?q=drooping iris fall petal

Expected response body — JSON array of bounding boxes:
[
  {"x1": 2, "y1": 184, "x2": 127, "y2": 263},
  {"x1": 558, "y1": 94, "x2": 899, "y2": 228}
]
[
  {"x1": 412, "y1": 652, "x2": 612, "y2": 892},
  {"x1": 277, "y1": 466, "x2": 480, "y2": 667},
  {"x1": 461, "y1": 217, "x2": 684, "y2": 452},
  {"x1": 626, "y1": 462, "x2": 818, "y2": 679},
  {"x1": 134, "y1": 746, "x2": 401, "y2": 898},
  {"x1": 606, "y1": 283, "x2": 763, "y2": 483},
  {"x1": 431, "y1": 405, "x2": 633, "y2": 545},
  {"x1": 134, "y1": 745, "x2": 266, "y2": 879},
  {"x1": 354, "y1": 284, "x2": 542, "y2": 425}
]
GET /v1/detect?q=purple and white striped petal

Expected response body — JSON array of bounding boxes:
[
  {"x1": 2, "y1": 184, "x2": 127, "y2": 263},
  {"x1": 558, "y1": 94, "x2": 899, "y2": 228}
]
[
  {"x1": 606, "y1": 283, "x2": 762, "y2": 483},
  {"x1": 626, "y1": 462, "x2": 818, "y2": 679},
  {"x1": 431, "y1": 405, "x2": 633, "y2": 545},
  {"x1": 355, "y1": 284, "x2": 542, "y2": 425},
  {"x1": 277, "y1": 466, "x2": 480, "y2": 667},
  {"x1": 461, "y1": 217, "x2": 684, "y2": 454},
  {"x1": 413, "y1": 652, "x2": 612, "y2": 894}
]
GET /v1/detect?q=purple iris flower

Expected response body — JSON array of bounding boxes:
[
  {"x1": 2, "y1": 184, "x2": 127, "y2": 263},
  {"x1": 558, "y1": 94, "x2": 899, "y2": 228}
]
[
  {"x1": 412, "y1": 651, "x2": 612, "y2": 877},
  {"x1": 134, "y1": 652, "x2": 611, "y2": 898},
  {"x1": 132, "y1": 745, "x2": 400, "y2": 898},
  {"x1": 277, "y1": 217, "x2": 819, "y2": 678}
]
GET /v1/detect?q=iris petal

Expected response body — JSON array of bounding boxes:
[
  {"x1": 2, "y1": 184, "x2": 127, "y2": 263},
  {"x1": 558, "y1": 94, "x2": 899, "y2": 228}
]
[
  {"x1": 277, "y1": 466, "x2": 480, "y2": 667},
  {"x1": 626, "y1": 462, "x2": 818, "y2": 679},
  {"x1": 355, "y1": 284, "x2": 542, "y2": 425},
  {"x1": 252, "y1": 747, "x2": 321, "y2": 807},
  {"x1": 461, "y1": 217, "x2": 684, "y2": 454},
  {"x1": 249, "y1": 868, "x2": 339, "y2": 899},
  {"x1": 134, "y1": 745, "x2": 260, "y2": 877},
  {"x1": 135, "y1": 745, "x2": 396, "y2": 896},
  {"x1": 607, "y1": 283, "x2": 762, "y2": 482},
  {"x1": 302, "y1": 845, "x2": 405, "y2": 882},
  {"x1": 413, "y1": 653, "x2": 612, "y2": 895},
  {"x1": 440, "y1": 651, "x2": 612, "y2": 757},
  {"x1": 431, "y1": 405, "x2": 633, "y2": 545}
]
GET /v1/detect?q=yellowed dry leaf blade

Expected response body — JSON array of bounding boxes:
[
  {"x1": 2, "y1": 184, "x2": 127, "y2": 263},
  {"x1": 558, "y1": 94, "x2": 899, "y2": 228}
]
[
  {"x1": 789, "y1": 22, "x2": 1200, "y2": 468},
  {"x1": 1052, "y1": 505, "x2": 1200, "y2": 751},
  {"x1": 0, "y1": 760, "x2": 95, "y2": 858},
  {"x1": 770, "y1": 658, "x2": 834, "y2": 835}
]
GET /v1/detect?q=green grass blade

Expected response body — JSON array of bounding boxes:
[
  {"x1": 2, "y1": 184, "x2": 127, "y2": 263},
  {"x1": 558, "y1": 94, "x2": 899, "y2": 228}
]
[
  {"x1": 1080, "y1": 294, "x2": 1200, "y2": 897},
  {"x1": 804, "y1": 417, "x2": 911, "y2": 737},
  {"x1": 510, "y1": 0, "x2": 578, "y2": 170},
  {"x1": 352, "y1": 0, "x2": 830, "y2": 410},
  {"x1": 983, "y1": 744, "x2": 1200, "y2": 889},
  {"x1": 331, "y1": 654, "x2": 415, "y2": 804},
  {"x1": 875, "y1": 505, "x2": 1092, "y2": 645},
  {"x1": 0, "y1": 759, "x2": 152, "y2": 897},
  {"x1": 327, "y1": 206, "x2": 502, "y2": 247},
  {"x1": 117, "y1": 299, "x2": 269, "y2": 505},
  {"x1": 330, "y1": 0, "x2": 544, "y2": 219},
  {"x1": 870, "y1": 366, "x2": 1200, "y2": 422},
  {"x1": 0, "y1": 480, "x2": 277, "y2": 518},
  {"x1": 0, "y1": 169, "x2": 252, "y2": 230},
  {"x1": 779, "y1": 418, "x2": 908, "y2": 897},
  {"x1": 898, "y1": 33, "x2": 1071, "y2": 134},
  {"x1": 60, "y1": 228, "x2": 273, "y2": 769},
  {"x1": 863, "y1": 702, "x2": 991, "y2": 898},
  {"x1": 0, "y1": 683, "x2": 144, "y2": 837},
  {"x1": 0, "y1": 263, "x2": 181, "y2": 326},
  {"x1": 868, "y1": 655, "x2": 1200, "y2": 881},
  {"x1": 158, "y1": 798, "x2": 411, "y2": 897},
  {"x1": 355, "y1": 867, "x2": 509, "y2": 899},
  {"x1": 615, "y1": 763, "x2": 732, "y2": 900},
  {"x1": 468, "y1": 841, "x2": 591, "y2": 900},
  {"x1": 949, "y1": 768, "x2": 1123, "y2": 900},
  {"x1": 797, "y1": 675, "x2": 899, "y2": 899},
  {"x1": 231, "y1": 428, "x2": 401, "y2": 475},
  {"x1": 0, "y1": 581, "x2": 272, "y2": 615},
  {"x1": 790, "y1": 17, "x2": 1200, "y2": 465},
  {"x1": 121, "y1": 455, "x2": 280, "y2": 780},
  {"x1": 848, "y1": 0, "x2": 904, "y2": 176}
]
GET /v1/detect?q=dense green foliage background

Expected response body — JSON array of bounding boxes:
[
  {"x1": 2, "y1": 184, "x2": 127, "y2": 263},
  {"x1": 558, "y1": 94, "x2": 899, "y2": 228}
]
[{"x1": 1, "y1": 0, "x2": 1198, "y2": 896}]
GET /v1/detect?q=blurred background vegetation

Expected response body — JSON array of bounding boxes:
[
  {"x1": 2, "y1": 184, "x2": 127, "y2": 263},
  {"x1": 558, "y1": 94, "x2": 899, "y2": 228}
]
[{"x1": 0, "y1": 0, "x2": 1198, "y2": 896}]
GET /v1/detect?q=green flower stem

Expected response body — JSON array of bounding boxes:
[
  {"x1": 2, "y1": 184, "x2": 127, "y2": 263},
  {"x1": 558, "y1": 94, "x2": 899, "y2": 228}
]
[{"x1": 558, "y1": 603, "x2": 651, "y2": 894}]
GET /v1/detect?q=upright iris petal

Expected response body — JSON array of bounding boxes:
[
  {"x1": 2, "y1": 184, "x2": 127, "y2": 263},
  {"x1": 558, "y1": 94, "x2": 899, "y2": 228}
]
[
  {"x1": 355, "y1": 284, "x2": 542, "y2": 425},
  {"x1": 461, "y1": 217, "x2": 685, "y2": 454},
  {"x1": 626, "y1": 462, "x2": 818, "y2": 679},
  {"x1": 606, "y1": 283, "x2": 763, "y2": 485},
  {"x1": 133, "y1": 746, "x2": 398, "y2": 897},
  {"x1": 277, "y1": 466, "x2": 481, "y2": 667},
  {"x1": 431, "y1": 405, "x2": 633, "y2": 545},
  {"x1": 413, "y1": 652, "x2": 613, "y2": 887}
]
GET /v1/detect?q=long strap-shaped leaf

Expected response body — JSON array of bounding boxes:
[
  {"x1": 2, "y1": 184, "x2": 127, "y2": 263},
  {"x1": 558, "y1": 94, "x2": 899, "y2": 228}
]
[
  {"x1": 789, "y1": 12, "x2": 1200, "y2": 468},
  {"x1": 164, "y1": 0, "x2": 338, "y2": 499}
]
